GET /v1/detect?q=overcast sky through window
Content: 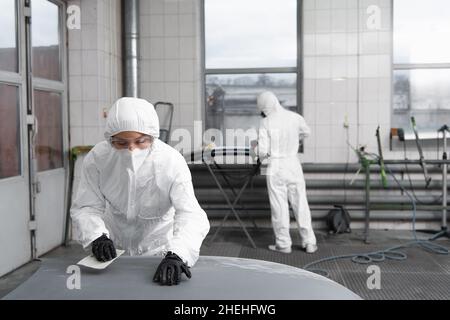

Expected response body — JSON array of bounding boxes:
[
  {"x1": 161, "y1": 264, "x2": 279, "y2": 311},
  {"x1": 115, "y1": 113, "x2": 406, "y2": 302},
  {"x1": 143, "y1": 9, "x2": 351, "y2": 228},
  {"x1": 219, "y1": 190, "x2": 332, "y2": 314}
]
[{"x1": 205, "y1": 0, "x2": 297, "y2": 69}]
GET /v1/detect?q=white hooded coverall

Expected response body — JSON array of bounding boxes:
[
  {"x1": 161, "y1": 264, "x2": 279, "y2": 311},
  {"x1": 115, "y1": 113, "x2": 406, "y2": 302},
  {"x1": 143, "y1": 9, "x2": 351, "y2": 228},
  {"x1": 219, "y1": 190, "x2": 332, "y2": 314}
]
[
  {"x1": 70, "y1": 97, "x2": 210, "y2": 267},
  {"x1": 257, "y1": 91, "x2": 316, "y2": 249}
]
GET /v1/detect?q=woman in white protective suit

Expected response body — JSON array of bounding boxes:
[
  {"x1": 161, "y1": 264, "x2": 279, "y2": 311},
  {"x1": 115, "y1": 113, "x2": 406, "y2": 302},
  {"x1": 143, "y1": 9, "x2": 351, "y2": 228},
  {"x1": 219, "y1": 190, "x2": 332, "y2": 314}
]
[
  {"x1": 70, "y1": 97, "x2": 210, "y2": 285},
  {"x1": 255, "y1": 91, "x2": 317, "y2": 254}
]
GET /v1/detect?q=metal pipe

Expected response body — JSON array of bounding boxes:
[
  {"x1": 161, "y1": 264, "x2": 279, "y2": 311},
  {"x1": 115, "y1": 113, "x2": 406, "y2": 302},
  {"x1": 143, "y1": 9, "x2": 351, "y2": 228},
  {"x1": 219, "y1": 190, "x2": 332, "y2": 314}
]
[
  {"x1": 442, "y1": 128, "x2": 448, "y2": 228},
  {"x1": 189, "y1": 163, "x2": 449, "y2": 174},
  {"x1": 122, "y1": 0, "x2": 140, "y2": 97},
  {"x1": 204, "y1": 205, "x2": 449, "y2": 211},
  {"x1": 364, "y1": 162, "x2": 370, "y2": 242},
  {"x1": 194, "y1": 192, "x2": 449, "y2": 205},
  {"x1": 204, "y1": 209, "x2": 445, "y2": 221},
  {"x1": 194, "y1": 177, "x2": 442, "y2": 191},
  {"x1": 192, "y1": 178, "x2": 448, "y2": 190}
]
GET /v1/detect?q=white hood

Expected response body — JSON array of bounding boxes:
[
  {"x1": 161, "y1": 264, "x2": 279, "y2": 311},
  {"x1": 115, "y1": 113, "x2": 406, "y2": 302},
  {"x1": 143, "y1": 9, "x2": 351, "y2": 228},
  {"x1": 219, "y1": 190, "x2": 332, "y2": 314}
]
[
  {"x1": 256, "y1": 91, "x2": 283, "y2": 116},
  {"x1": 104, "y1": 97, "x2": 160, "y2": 139}
]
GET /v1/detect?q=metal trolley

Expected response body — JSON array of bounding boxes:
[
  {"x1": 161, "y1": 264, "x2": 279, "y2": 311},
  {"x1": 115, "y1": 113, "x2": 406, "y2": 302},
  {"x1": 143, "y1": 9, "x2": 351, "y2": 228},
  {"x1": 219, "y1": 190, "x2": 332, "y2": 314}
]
[{"x1": 202, "y1": 147, "x2": 262, "y2": 248}]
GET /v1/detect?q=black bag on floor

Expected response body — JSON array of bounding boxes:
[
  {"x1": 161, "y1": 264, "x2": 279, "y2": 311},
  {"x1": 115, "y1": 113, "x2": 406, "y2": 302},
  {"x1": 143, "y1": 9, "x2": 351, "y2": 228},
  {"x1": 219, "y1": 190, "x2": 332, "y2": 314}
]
[{"x1": 326, "y1": 205, "x2": 351, "y2": 234}]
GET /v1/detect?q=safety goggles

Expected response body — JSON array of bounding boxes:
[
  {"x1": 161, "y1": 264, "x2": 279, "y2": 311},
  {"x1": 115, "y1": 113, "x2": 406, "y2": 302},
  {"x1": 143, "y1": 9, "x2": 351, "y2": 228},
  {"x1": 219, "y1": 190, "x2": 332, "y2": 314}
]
[{"x1": 109, "y1": 135, "x2": 153, "y2": 149}]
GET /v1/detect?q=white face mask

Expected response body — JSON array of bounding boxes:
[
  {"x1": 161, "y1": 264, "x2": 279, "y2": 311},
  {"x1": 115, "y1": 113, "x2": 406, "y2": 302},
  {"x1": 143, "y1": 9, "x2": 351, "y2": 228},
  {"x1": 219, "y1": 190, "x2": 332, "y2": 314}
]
[{"x1": 117, "y1": 148, "x2": 150, "y2": 172}]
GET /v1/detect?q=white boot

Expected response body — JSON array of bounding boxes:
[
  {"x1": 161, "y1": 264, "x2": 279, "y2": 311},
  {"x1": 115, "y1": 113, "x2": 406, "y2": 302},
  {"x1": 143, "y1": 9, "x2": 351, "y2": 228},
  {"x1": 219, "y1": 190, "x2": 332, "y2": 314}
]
[
  {"x1": 305, "y1": 244, "x2": 318, "y2": 254},
  {"x1": 268, "y1": 244, "x2": 292, "y2": 254}
]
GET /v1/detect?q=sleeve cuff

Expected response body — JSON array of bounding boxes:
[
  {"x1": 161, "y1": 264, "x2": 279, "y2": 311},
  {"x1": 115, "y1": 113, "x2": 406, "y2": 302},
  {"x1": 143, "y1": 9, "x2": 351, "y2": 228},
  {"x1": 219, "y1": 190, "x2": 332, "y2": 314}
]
[
  {"x1": 166, "y1": 245, "x2": 198, "y2": 267},
  {"x1": 81, "y1": 230, "x2": 109, "y2": 249}
]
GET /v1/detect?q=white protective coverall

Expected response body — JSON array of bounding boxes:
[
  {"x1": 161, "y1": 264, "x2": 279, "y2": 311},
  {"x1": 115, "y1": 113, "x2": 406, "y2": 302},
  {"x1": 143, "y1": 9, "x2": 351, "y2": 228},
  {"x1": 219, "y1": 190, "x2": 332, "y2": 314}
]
[
  {"x1": 256, "y1": 91, "x2": 316, "y2": 249},
  {"x1": 70, "y1": 97, "x2": 210, "y2": 267}
]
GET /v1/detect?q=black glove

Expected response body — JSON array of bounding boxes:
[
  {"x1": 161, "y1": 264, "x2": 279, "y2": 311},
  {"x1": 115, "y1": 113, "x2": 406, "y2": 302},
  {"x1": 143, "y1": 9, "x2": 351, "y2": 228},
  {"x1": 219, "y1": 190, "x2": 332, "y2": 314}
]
[
  {"x1": 153, "y1": 251, "x2": 191, "y2": 286},
  {"x1": 92, "y1": 234, "x2": 117, "y2": 262}
]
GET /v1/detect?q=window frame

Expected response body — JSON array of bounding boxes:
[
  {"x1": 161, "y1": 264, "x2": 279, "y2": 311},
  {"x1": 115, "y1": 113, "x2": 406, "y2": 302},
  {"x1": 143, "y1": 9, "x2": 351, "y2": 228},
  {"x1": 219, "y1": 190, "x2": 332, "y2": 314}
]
[
  {"x1": 392, "y1": 0, "x2": 450, "y2": 119},
  {"x1": 200, "y1": 0, "x2": 303, "y2": 134}
]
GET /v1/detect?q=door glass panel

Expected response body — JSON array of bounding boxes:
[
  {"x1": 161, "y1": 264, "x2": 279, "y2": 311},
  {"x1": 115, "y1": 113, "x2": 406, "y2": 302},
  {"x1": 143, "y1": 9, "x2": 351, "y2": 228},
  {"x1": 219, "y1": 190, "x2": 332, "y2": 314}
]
[
  {"x1": 0, "y1": 83, "x2": 20, "y2": 178},
  {"x1": 34, "y1": 90, "x2": 63, "y2": 171},
  {"x1": 32, "y1": 0, "x2": 61, "y2": 81},
  {"x1": 0, "y1": 0, "x2": 18, "y2": 72}
]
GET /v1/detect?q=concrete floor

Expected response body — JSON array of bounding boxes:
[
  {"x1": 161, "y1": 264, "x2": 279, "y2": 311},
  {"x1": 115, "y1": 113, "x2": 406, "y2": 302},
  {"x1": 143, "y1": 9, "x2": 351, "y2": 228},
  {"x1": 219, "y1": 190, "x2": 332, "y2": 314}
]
[{"x1": 1, "y1": 228, "x2": 449, "y2": 300}]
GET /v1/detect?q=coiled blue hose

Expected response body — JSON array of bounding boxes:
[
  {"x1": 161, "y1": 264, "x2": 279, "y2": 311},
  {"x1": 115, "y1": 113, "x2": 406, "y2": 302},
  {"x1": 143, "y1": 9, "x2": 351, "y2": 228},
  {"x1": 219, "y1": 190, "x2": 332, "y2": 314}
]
[{"x1": 303, "y1": 163, "x2": 449, "y2": 278}]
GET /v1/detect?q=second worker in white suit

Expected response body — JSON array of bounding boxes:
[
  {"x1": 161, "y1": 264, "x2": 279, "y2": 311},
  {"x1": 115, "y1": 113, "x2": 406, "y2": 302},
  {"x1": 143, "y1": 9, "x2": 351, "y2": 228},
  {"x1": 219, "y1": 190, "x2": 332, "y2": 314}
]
[{"x1": 255, "y1": 91, "x2": 317, "y2": 254}]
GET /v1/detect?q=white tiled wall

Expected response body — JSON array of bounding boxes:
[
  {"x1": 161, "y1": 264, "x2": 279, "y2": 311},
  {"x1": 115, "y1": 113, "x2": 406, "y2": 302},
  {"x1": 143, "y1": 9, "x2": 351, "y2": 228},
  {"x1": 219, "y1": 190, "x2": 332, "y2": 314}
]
[
  {"x1": 139, "y1": 0, "x2": 202, "y2": 151},
  {"x1": 68, "y1": 0, "x2": 122, "y2": 148},
  {"x1": 302, "y1": 0, "x2": 393, "y2": 163}
]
